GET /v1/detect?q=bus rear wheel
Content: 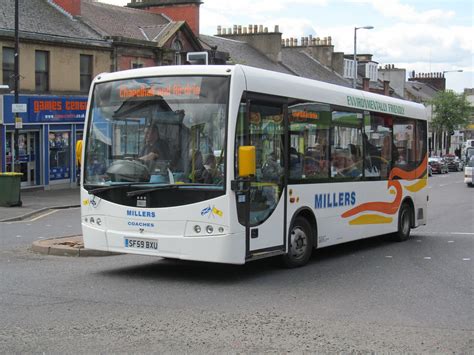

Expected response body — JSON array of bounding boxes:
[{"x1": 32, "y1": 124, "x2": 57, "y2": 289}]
[
  {"x1": 282, "y1": 217, "x2": 313, "y2": 268},
  {"x1": 393, "y1": 203, "x2": 411, "y2": 242}
]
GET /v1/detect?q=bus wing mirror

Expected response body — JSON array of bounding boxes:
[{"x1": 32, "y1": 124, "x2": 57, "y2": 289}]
[
  {"x1": 76, "y1": 140, "x2": 83, "y2": 166},
  {"x1": 238, "y1": 146, "x2": 256, "y2": 178}
]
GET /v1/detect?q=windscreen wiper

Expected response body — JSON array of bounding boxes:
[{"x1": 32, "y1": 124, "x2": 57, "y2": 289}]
[{"x1": 126, "y1": 183, "x2": 215, "y2": 197}]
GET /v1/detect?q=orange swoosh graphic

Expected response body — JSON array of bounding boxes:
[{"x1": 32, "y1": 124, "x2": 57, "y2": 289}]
[
  {"x1": 342, "y1": 155, "x2": 427, "y2": 220},
  {"x1": 349, "y1": 214, "x2": 393, "y2": 225},
  {"x1": 341, "y1": 180, "x2": 402, "y2": 218}
]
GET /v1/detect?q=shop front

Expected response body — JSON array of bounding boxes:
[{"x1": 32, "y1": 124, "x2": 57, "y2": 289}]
[{"x1": 1, "y1": 95, "x2": 86, "y2": 189}]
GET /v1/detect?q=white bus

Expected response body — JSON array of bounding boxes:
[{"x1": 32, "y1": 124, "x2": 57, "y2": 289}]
[{"x1": 81, "y1": 65, "x2": 428, "y2": 267}]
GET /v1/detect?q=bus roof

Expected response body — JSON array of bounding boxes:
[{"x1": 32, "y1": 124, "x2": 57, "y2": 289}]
[{"x1": 92, "y1": 64, "x2": 427, "y2": 121}]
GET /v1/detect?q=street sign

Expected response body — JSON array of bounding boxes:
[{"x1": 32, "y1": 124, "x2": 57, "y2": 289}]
[
  {"x1": 12, "y1": 103, "x2": 27, "y2": 113},
  {"x1": 15, "y1": 116, "x2": 23, "y2": 129}
]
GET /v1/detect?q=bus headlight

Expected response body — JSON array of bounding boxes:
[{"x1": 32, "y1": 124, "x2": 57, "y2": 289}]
[{"x1": 186, "y1": 223, "x2": 227, "y2": 237}]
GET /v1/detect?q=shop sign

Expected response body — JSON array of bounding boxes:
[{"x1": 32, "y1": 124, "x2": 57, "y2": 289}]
[
  {"x1": 2, "y1": 95, "x2": 87, "y2": 124},
  {"x1": 30, "y1": 98, "x2": 87, "y2": 122}
]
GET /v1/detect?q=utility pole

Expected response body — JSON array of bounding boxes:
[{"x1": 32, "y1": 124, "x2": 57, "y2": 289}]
[{"x1": 13, "y1": 0, "x2": 20, "y2": 172}]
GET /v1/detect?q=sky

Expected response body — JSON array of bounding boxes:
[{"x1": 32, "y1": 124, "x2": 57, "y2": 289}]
[{"x1": 99, "y1": 0, "x2": 473, "y2": 93}]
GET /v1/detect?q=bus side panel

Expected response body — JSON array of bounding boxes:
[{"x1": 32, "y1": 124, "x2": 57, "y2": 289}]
[{"x1": 287, "y1": 181, "x2": 399, "y2": 248}]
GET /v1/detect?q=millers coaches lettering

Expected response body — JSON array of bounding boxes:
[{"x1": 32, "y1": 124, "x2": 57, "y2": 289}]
[{"x1": 126, "y1": 210, "x2": 156, "y2": 218}]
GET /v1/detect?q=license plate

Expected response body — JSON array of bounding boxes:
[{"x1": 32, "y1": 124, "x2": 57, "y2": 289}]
[{"x1": 124, "y1": 237, "x2": 158, "y2": 250}]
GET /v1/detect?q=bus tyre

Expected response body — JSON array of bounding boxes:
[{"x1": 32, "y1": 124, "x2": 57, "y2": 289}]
[
  {"x1": 393, "y1": 203, "x2": 411, "y2": 242},
  {"x1": 282, "y1": 217, "x2": 313, "y2": 268}
]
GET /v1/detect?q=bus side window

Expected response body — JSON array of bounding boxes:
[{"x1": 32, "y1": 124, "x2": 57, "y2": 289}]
[
  {"x1": 331, "y1": 111, "x2": 363, "y2": 180},
  {"x1": 364, "y1": 113, "x2": 393, "y2": 179},
  {"x1": 393, "y1": 118, "x2": 416, "y2": 174},
  {"x1": 288, "y1": 101, "x2": 330, "y2": 181}
]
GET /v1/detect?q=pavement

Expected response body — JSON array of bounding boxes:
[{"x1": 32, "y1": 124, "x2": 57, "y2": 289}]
[{"x1": 0, "y1": 187, "x2": 115, "y2": 257}]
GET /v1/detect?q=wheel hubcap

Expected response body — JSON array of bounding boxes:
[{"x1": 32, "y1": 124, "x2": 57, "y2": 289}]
[{"x1": 290, "y1": 227, "x2": 307, "y2": 259}]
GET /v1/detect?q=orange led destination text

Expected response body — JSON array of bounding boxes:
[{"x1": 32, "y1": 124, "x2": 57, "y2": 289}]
[
  {"x1": 291, "y1": 111, "x2": 319, "y2": 121},
  {"x1": 119, "y1": 84, "x2": 201, "y2": 98}
]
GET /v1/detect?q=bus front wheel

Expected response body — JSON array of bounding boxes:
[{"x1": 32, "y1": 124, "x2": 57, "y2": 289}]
[
  {"x1": 282, "y1": 217, "x2": 313, "y2": 268},
  {"x1": 393, "y1": 203, "x2": 412, "y2": 242}
]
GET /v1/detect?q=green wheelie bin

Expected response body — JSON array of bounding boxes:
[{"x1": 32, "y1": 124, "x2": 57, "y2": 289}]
[{"x1": 0, "y1": 172, "x2": 23, "y2": 207}]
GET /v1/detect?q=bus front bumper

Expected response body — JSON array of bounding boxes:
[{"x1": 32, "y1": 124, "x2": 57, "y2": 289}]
[{"x1": 82, "y1": 223, "x2": 246, "y2": 264}]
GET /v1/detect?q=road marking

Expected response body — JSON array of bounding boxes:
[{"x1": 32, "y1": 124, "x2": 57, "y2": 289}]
[
  {"x1": 424, "y1": 257, "x2": 432, "y2": 260},
  {"x1": 448, "y1": 240, "x2": 454, "y2": 243},
  {"x1": 15, "y1": 235, "x2": 22, "y2": 238},
  {"x1": 413, "y1": 232, "x2": 474, "y2": 236},
  {"x1": 462, "y1": 258, "x2": 471, "y2": 261},
  {"x1": 385, "y1": 256, "x2": 393, "y2": 258},
  {"x1": 29, "y1": 210, "x2": 58, "y2": 222}
]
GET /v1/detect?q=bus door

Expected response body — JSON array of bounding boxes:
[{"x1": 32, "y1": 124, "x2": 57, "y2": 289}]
[{"x1": 234, "y1": 95, "x2": 287, "y2": 258}]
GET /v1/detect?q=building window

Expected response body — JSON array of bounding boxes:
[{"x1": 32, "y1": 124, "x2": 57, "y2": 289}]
[
  {"x1": 343, "y1": 58, "x2": 356, "y2": 79},
  {"x1": 2, "y1": 47, "x2": 14, "y2": 87},
  {"x1": 365, "y1": 62, "x2": 378, "y2": 82},
  {"x1": 131, "y1": 62, "x2": 143, "y2": 69},
  {"x1": 35, "y1": 50, "x2": 49, "y2": 92},
  {"x1": 80, "y1": 54, "x2": 93, "y2": 93},
  {"x1": 172, "y1": 39, "x2": 183, "y2": 65}
]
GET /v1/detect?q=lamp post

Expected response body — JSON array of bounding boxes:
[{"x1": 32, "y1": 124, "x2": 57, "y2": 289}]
[
  {"x1": 14, "y1": 0, "x2": 20, "y2": 173},
  {"x1": 442, "y1": 69, "x2": 463, "y2": 91},
  {"x1": 353, "y1": 26, "x2": 374, "y2": 89},
  {"x1": 442, "y1": 69, "x2": 463, "y2": 76}
]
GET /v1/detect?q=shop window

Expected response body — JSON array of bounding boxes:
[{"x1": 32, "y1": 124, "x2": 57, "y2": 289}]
[
  {"x1": 80, "y1": 54, "x2": 93, "y2": 93},
  {"x1": 2, "y1": 47, "x2": 14, "y2": 87},
  {"x1": 289, "y1": 101, "x2": 331, "y2": 181},
  {"x1": 35, "y1": 50, "x2": 49, "y2": 92},
  {"x1": 330, "y1": 111, "x2": 363, "y2": 179},
  {"x1": 364, "y1": 113, "x2": 393, "y2": 179},
  {"x1": 49, "y1": 132, "x2": 71, "y2": 180}
]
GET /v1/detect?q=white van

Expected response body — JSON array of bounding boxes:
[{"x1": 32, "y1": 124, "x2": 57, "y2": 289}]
[{"x1": 461, "y1": 140, "x2": 474, "y2": 161}]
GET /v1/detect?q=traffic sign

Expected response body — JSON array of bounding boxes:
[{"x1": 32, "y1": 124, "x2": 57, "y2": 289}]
[
  {"x1": 15, "y1": 116, "x2": 23, "y2": 129},
  {"x1": 12, "y1": 103, "x2": 27, "y2": 113}
]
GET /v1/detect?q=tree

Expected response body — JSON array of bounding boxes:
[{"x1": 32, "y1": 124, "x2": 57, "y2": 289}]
[{"x1": 430, "y1": 90, "x2": 472, "y2": 154}]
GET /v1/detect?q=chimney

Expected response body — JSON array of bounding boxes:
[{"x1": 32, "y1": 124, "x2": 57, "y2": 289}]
[
  {"x1": 217, "y1": 24, "x2": 283, "y2": 63},
  {"x1": 50, "y1": 0, "x2": 81, "y2": 16},
  {"x1": 126, "y1": 0, "x2": 203, "y2": 36},
  {"x1": 383, "y1": 80, "x2": 390, "y2": 96},
  {"x1": 363, "y1": 78, "x2": 370, "y2": 92},
  {"x1": 408, "y1": 71, "x2": 446, "y2": 90}
]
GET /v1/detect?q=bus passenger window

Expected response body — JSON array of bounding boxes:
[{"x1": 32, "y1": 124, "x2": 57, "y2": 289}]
[
  {"x1": 364, "y1": 113, "x2": 392, "y2": 179},
  {"x1": 331, "y1": 111, "x2": 363, "y2": 180},
  {"x1": 289, "y1": 101, "x2": 330, "y2": 181},
  {"x1": 393, "y1": 118, "x2": 416, "y2": 171}
]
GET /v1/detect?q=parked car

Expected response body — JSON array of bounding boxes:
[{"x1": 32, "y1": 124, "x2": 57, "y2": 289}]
[
  {"x1": 428, "y1": 156, "x2": 449, "y2": 174},
  {"x1": 455, "y1": 156, "x2": 464, "y2": 171},
  {"x1": 444, "y1": 154, "x2": 462, "y2": 171},
  {"x1": 464, "y1": 157, "x2": 474, "y2": 187}
]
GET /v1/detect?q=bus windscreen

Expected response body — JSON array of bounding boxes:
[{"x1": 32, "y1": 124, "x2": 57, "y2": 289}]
[{"x1": 84, "y1": 76, "x2": 229, "y2": 190}]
